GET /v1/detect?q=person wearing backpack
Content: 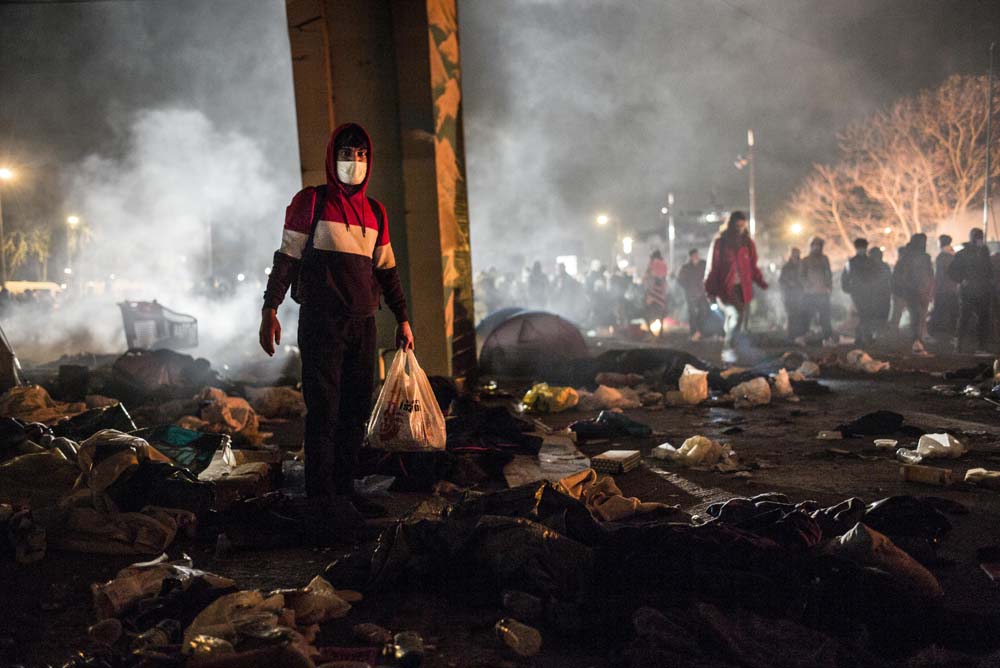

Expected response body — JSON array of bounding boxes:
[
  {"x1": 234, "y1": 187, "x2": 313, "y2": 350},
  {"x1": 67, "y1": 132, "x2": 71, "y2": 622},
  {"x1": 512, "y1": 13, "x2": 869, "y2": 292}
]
[
  {"x1": 893, "y1": 233, "x2": 934, "y2": 356},
  {"x1": 259, "y1": 123, "x2": 413, "y2": 517},
  {"x1": 841, "y1": 237, "x2": 878, "y2": 346},
  {"x1": 948, "y1": 227, "x2": 994, "y2": 354}
]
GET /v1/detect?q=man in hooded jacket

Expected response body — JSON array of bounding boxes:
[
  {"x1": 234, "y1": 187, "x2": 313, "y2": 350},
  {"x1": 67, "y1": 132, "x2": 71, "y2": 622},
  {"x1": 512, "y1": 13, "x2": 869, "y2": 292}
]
[{"x1": 259, "y1": 123, "x2": 413, "y2": 515}]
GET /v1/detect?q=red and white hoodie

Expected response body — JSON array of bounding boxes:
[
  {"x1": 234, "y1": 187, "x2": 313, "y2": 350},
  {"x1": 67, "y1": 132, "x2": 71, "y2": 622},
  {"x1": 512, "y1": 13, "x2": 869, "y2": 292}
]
[{"x1": 263, "y1": 123, "x2": 408, "y2": 323}]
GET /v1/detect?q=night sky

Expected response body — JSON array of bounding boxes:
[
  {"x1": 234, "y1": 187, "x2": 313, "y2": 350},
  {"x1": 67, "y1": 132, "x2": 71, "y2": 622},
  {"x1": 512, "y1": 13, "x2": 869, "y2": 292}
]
[{"x1": 1, "y1": 0, "x2": 998, "y2": 271}]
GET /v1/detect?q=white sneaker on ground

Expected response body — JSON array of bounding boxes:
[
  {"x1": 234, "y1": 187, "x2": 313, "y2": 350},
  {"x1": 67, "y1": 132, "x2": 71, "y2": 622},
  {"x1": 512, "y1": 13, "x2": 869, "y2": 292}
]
[{"x1": 721, "y1": 348, "x2": 737, "y2": 364}]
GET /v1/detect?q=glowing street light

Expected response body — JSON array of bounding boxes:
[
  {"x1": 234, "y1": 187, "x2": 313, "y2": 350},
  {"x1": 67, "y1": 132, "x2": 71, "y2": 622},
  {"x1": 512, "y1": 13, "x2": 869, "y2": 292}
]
[
  {"x1": 789, "y1": 221, "x2": 804, "y2": 236},
  {"x1": 0, "y1": 167, "x2": 14, "y2": 286},
  {"x1": 236, "y1": 272, "x2": 246, "y2": 282},
  {"x1": 66, "y1": 215, "x2": 80, "y2": 227},
  {"x1": 596, "y1": 214, "x2": 609, "y2": 226},
  {"x1": 622, "y1": 236, "x2": 633, "y2": 255},
  {"x1": 882, "y1": 226, "x2": 892, "y2": 235}
]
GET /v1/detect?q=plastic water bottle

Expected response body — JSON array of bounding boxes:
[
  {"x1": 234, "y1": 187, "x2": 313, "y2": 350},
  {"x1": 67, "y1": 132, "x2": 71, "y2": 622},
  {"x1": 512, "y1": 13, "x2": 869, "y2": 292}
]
[
  {"x1": 131, "y1": 619, "x2": 181, "y2": 650},
  {"x1": 495, "y1": 618, "x2": 541, "y2": 657},
  {"x1": 392, "y1": 631, "x2": 424, "y2": 668}
]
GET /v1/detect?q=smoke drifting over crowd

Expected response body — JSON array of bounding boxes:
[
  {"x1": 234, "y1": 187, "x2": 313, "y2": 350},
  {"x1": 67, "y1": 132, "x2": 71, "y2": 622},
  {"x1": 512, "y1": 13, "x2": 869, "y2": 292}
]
[
  {"x1": 458, "y1": 0, "x2": 1000, "y2": 270},
  {"x1": 0, "y1": 0, "x2": 300, "y2": 366}
]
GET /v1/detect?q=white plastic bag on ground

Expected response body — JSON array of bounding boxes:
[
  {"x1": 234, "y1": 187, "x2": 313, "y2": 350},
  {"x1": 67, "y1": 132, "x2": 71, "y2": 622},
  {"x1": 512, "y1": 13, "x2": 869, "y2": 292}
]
[
  {"x1": 367, "y1": 349, "x2": 446, "y2": 452},
  {"x1": 896, "y1": 433, "x2": 965, "y2": 464},
  {"x1": 729, "y1": 377, "x2": 771, "y2": 408},
  {"x1": 845, "y1": 349, "x2": 890, "y2": 373},
  {"x1": 652, "y1": 435, "x2": 735, "y2": 468},
  {"x1": 577, "y1": 385, "x2": 641, "y2": 411},
  {"x1": 824, "y1": 523, "x2": 942, "y2": 599},
  {"x1": 795, "y1": 360, "x2": 820, "y2": 378},
  {"x1": 770, "y1": 368, "x2": 795, "y2": 398},
  {"x1": 678, "y1": 365, "x2": 709, "y2": 405},
  {"x1": 965, "y1": 468, "x2": 1000, "y2": 490}
]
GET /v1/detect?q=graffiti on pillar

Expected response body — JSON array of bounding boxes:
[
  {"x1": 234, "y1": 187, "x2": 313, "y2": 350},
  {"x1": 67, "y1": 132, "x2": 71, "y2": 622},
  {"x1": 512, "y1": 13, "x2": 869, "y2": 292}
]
[{"x1": 427, "y1": 0, "x2": 476, "y2": 378}]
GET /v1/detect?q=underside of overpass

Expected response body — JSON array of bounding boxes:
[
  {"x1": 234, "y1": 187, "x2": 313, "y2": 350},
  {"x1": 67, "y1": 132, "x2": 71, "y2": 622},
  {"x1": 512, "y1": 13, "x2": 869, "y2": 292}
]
[{"x1": 285, "y1": 0, "x2": 476, "y2": 379}]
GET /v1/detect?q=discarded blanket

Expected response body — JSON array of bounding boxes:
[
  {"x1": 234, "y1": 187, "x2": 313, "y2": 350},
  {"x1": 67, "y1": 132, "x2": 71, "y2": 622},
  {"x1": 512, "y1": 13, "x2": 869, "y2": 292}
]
[
  {"x1": 556, "y1": 468, "x2": 686, "y2": 522},
  {"x1": 0, "y1": 385, "x2": 86, "y2": 425}
]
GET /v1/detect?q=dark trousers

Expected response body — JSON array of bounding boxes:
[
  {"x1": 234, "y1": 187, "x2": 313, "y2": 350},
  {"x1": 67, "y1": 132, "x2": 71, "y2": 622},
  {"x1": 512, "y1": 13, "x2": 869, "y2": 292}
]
[
  {"x1": 685, "y1": 294, "x2": 709, "y2": 335},
  {"x1": 905, "y1": 298, "x2": 929, "y2": 345},
  {"x1": 783, "y1": 292, "x2": 803, "y2": 338},
  {"x1": 298, "y1": 309, "x2": 376, "y2": 497},
  {"x1": 956, "y1": 292, "x2": 993, "y2": 352},
  {"x1": 929, "y1": 291, "x2": 958, "y2": 335},
  {"x1": 855, "y1": 304, "x2": 880, "y2": 346},
  {"x1": 800, "y1": 293, "x2": 833, "y2": 338}
]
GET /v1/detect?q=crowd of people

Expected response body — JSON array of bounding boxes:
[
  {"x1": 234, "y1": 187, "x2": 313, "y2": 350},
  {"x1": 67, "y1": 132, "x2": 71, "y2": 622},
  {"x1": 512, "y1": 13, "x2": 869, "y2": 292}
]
[
  {"x1": 475, "y1": 210, "x2": 999, "y2": 359},
  {"x1": 781, "y1": 227, "x2": 997, "y2": 356}
]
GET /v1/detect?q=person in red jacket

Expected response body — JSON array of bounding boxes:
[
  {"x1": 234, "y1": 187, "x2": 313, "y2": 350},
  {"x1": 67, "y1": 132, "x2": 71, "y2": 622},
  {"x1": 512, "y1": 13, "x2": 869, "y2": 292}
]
[
  {"x1": 259, "y1": 123, "x2": 414, "y2": 517},
  {"x1": 704, "y1": 211, "x2": 768, "y2": 359}
]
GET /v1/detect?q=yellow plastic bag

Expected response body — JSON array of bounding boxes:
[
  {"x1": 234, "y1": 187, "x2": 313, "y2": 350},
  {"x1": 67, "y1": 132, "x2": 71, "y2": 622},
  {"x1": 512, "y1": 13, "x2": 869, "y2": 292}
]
[{"x1": 521, "y1": 383, "x2": 579, "y2": 413}]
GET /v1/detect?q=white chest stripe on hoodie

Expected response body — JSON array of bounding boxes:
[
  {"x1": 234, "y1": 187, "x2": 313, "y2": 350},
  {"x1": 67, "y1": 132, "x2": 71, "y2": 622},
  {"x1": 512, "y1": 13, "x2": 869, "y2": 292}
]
[
  {"x1": 313, "y1": 220, "x2": 377, "y2": 257},
  {"x1": 279, "y1": 220, "x2": 394, "y2": 267}
]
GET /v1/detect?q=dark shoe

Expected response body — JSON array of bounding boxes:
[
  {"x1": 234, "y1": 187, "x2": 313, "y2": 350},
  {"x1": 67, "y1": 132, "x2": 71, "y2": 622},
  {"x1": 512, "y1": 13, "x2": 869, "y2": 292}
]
[
  {"x1": 350, "y1": 494, "x2": 388, "y2": 518},
  {"x1": 308, "y1": 494, "x2": 365, "y2": 529}
]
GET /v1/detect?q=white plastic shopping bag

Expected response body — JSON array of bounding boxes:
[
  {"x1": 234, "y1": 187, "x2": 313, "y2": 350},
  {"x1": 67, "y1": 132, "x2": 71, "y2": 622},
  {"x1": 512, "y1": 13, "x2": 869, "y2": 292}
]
[{"x1": 366, "y1": 349, "x2": 447, "y2": 452}]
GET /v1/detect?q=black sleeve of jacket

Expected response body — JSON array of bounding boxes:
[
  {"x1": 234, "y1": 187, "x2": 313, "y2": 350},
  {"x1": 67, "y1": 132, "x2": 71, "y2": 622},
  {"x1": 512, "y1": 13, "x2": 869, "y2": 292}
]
[
  {"x1": 262, "y1": 251, "x2": 299, "y2": 310},
  {"x1": 375, "y1": 266, "x2": 409, "y2": 323}
]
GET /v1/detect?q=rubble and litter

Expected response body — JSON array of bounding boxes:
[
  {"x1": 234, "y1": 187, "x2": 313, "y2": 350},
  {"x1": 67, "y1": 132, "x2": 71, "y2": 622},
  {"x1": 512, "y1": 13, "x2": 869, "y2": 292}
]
[
  {"x1": 652, "y1": 435, "x2": 739, "y2": 470},
  {"x1": 677, "y1": 364, "x2": 709, "y2": 405},
  {"x1": 896, "y1": 432, "x2": 966, "y2": 465},
  {"x1": 589, "y1": 449, "x2": 642, "y2": 474},
  {"x1": 569, "y1": 410, "x2": 652, "y2": 440},
  {"x1": 844, "y1": 349, "x2": 891, "y2": 373},
  {"x1": 728, "y1": 377, "x2": 771, "y2": 408},
  {"x1": 520, "y1": 382, "x2": 579, "y2": 413},
  {"x1": 243, "y1": 385, "x2": 306, "y2": 419},
  {"x1": 556, "y1": 468, "x2": 685, "y2": 521},
  {"x1": 899, "y1": 463, "x2": 955, "y2": 486},
  {"x1": 577, "y1": 384, "x2": 642, "y2": 411},
  {"x1": 965, "y1": 468, "x2": 1000, "y2": 490}
]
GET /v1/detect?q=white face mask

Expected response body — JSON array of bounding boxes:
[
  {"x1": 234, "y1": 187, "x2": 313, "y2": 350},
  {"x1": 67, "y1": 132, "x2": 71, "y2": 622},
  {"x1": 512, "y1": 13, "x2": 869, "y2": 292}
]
[{"x1": 336, "y1": 160, "x2": 367, "y2": 185}]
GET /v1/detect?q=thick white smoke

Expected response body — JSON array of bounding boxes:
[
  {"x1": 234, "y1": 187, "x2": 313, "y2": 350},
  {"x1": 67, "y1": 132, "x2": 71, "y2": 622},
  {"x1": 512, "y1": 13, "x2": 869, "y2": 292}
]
[{"x1": 7, "y1": 108, "x2": 297, "y2": 377}]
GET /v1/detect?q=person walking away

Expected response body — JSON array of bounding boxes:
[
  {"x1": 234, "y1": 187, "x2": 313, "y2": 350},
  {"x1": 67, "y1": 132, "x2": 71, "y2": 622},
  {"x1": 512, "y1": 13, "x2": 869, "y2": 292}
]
[
  {"x1": 868, "y1": 247, "x2": 892, "y2": 339},
  {"x1": 260, "y1": 122, "x2": 413, "y2": 519},
  {"x1": 888, "y1": 244, "x2": 908, "y2": 339},
  {"x1": 527, "y1": 261, "x2": 549, "y2": 310},
  {"x1": 642, "y1": 250, "x2": 669, "y2": 332},
  {"x1": 928, "y1": 234, "x2": 958, "y2": 339},
  {"x1": 677, "y1": 248, "x2": 708, "y2": 341},
  {"x1": 797, "y1": 237, "x2": 835, "y2": 346},
  {"x1": 947, "y1": 227, "x2": 994, "y2": 355},
  {"x1": 779, "y1": 247, "x2": 803, "y2": 341},
  {"x1": 704, "y1": 211, "x2": 768, "y2": 362},
  {"x1": 894, "y1": 233, "x2": 934, "y2": 356},
  {"x1": 841, "y1": 238, "x2": 879, "y2": 346}
]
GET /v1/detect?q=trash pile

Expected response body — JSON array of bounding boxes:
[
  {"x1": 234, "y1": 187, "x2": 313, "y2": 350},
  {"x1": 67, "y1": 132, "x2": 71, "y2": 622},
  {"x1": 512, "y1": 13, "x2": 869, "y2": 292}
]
[
  {"x1": 0, "y1": 419, "x2": 222, "y2": 562},
  {"x1": 323, "y1": 479, "x2": 996, "y2": 666},
  {"x1": 520, "y1": 349, "x2": 819, "y2": 414},
  {"x1": 80, "y1": 552, "x2": 365, "y2": 666}
]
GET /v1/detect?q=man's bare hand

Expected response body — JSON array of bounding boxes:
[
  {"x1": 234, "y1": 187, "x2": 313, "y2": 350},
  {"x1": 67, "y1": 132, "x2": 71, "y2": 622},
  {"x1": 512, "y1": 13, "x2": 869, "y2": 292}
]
[
  {"x1": 259, "y1": 308, "x2": 281, "y2": 356},
  {"x1": 396, "y1": 321, "x2": 414, "y2": 350}
]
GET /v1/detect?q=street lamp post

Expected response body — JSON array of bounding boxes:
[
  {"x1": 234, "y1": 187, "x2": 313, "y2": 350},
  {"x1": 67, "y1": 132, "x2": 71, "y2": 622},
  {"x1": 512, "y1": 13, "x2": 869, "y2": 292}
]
[
  {"x1": 0, "y1": 167, "x2": 14, "y2": 288},
  {"x1": 747, "y1": 129, "x2": 757, "y2": 240},
  {"x1": 597, "y1": 213, "x2": 620, "y2": 268},
  {"x1": 66, "y1": 215, "x2": 80, "y2": 278},
  {"x1": 663, "y1": 192, "x2": 676, "y2": 270}
]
